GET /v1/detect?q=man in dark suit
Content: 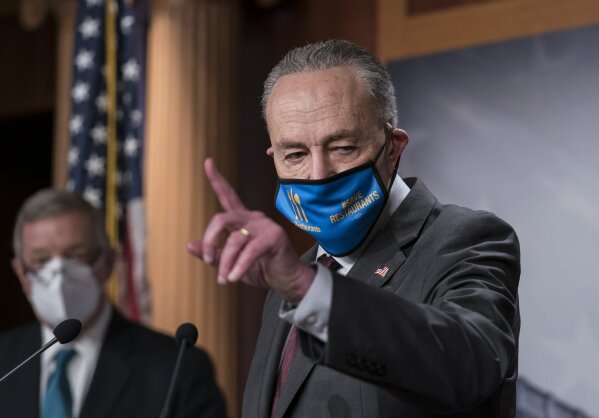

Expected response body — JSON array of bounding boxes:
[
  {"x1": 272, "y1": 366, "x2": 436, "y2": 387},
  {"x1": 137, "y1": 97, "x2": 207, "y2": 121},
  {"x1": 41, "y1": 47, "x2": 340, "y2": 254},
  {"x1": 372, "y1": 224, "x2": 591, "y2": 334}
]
[
  {"x1": 187, "y1": 39, "x2": 520, "y2": 417},
  {"x1": 0, "y1": 189, "x2": 227, "y2": 417}
]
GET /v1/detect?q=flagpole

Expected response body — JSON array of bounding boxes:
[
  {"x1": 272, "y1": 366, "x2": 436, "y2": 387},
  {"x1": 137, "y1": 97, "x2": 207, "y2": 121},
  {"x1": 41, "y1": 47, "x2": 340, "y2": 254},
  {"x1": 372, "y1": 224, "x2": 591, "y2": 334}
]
[{"x1": 105, "y1": 0, "x2": 119, "y2": 303}]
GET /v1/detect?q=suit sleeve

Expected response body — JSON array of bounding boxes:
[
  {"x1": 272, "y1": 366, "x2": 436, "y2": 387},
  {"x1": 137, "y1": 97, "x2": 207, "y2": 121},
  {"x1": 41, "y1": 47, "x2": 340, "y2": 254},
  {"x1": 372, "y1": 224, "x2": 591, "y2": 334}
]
[{"x1": 321, "y1": 211, "x2": 520, "y2": 413}]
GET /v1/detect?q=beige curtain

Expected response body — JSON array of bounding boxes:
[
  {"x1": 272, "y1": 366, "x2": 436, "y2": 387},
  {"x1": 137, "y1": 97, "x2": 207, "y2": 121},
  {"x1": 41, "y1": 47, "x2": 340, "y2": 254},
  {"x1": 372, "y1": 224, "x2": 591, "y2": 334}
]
[{"x1": 145, "y1": 0, "x2": 240, "y2": 414}]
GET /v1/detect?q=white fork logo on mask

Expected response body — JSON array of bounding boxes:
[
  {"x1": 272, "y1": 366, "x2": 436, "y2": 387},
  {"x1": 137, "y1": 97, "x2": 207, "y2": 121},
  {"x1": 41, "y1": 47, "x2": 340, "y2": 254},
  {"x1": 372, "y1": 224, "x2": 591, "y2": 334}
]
[{"x1": 27, "y1": 257, "x2": 101, "y2": 328}]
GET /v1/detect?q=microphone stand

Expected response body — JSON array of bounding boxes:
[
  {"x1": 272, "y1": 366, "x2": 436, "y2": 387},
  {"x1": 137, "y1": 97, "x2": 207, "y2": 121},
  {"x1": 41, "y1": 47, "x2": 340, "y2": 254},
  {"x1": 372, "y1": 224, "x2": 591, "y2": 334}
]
[
  {"x1": 0, "y1": 338, "x2": 57, "y2": 384},
  {"x1": 159, "y1": 340, "x2": 189, "y2": 418},
  {"x1": 0, "y1": 318, "x2": 81, "y2": 385}
]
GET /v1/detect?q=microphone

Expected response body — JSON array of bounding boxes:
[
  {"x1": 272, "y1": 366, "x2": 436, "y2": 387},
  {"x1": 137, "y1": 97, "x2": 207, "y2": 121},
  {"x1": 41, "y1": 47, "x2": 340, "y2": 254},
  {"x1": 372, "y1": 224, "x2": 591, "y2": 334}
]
[
  {"x1": 175, "y1": 323, "x2": 198, "y2": 347},
  {"x1": 0, "y1": 318, "x2": 82, "y2": 384},
  {"x1": 53, "y1": 318, "x2": 82, "y2": 344},
  {"x1": 159, "y1": 323, "x2": 198, "y2": 418}
]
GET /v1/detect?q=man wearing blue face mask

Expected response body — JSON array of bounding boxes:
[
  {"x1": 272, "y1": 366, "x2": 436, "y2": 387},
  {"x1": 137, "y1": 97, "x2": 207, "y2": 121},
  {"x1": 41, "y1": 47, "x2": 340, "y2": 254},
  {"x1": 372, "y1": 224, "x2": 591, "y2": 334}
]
[
  {"x1": 188, "y1": 39, "x2": 520, "y2": 417},
  {"x1": 0, "y1": 189, "x2": 227, "y2": 417}
]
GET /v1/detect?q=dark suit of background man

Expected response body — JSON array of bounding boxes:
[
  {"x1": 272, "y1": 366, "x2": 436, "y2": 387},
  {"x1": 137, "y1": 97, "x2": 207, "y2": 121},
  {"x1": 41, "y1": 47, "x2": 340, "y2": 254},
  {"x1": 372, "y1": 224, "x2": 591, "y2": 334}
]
[
  {"x1": 0, "y1": 189, "x2": 227, "y2": 417},
  {"x1": 187, "y1": 39, "x2": 520, "y2": 418}
]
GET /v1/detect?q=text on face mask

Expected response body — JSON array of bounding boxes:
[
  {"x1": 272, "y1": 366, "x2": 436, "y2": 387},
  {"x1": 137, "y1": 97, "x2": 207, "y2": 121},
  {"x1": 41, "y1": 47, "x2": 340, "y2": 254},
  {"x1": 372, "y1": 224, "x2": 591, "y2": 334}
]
[{"x1": 330, "y1": 190, "x2": 380, "y2": 224}]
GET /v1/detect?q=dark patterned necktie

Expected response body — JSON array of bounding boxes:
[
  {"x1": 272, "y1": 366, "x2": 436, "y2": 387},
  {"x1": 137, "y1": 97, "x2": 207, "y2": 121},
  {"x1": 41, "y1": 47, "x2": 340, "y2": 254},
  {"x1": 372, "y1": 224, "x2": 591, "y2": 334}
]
[
  {"x1": 271, "y1": 254, "x2": 341, "y2": 416},
  {"x1": 316, "y1": 253, "x2": 342, "y2": 271}
]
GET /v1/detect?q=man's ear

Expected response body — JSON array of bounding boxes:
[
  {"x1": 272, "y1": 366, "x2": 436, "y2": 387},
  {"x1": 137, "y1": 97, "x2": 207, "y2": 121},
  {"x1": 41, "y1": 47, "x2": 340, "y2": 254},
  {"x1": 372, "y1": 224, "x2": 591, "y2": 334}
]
[
  {"x1": 388, "y1": 128, "x2": 409, "y2": 174},
  {"x1": 266, "y1": 146, "x2": 274, "y2": 157},
  {"x1": 11, "y1": 258, "x2": 32, "y2": 295},
  {"x1": 96, "y1": 248, "x2": 116, "y2": 286}
]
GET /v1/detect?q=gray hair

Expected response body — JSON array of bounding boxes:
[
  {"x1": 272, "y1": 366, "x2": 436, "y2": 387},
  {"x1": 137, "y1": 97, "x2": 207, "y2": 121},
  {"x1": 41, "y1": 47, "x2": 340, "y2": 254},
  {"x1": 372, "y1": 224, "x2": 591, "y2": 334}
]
[
  {"x1": 261, "y1": 39, "x2": 398, "y2": 127},
  {"x1": 12, "y1": 189, "x2": 110, "y2": 261}
]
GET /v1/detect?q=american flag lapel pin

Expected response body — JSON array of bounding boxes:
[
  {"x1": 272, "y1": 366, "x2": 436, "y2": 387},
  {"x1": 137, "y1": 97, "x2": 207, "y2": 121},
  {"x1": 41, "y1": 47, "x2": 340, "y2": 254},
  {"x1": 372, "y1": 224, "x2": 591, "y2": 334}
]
[{"x1": 374, "y1": 265, "x2": 389, "y2": 278}]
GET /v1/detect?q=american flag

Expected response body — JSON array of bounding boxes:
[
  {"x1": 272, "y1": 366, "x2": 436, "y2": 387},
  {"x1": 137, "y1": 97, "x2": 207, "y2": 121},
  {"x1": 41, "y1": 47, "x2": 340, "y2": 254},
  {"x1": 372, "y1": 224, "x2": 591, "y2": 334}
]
[
  {"x1": 374, "y1": 266, "x2": 389, "y2": 278},
  {"x1": 67, "y1": 0, "x2": 151, "y2": 323}
]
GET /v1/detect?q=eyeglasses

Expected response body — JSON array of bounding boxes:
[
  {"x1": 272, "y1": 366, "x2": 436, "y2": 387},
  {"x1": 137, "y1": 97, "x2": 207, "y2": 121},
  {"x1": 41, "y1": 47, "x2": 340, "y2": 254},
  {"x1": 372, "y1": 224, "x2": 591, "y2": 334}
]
[{"x1": 22, "y1": 249, "x2": 103, "y2": 277}]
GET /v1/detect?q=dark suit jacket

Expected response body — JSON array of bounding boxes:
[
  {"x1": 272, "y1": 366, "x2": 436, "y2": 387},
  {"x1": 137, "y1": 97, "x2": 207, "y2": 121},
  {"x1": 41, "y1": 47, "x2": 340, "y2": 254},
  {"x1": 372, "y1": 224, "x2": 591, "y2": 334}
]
[
  {"x1": 243, "y1": 178, "x2": 520, "y2": 418},
  {"x1": 0, "y1": 308, "x2": 227, "y2": 417}
]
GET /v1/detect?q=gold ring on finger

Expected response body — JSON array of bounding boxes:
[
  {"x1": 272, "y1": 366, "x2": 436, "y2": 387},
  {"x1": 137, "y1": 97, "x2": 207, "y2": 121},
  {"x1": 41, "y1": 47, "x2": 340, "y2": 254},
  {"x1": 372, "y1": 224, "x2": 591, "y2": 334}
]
[{"x1": 239, "y1": 227, "x2": 251, "y2": 238}]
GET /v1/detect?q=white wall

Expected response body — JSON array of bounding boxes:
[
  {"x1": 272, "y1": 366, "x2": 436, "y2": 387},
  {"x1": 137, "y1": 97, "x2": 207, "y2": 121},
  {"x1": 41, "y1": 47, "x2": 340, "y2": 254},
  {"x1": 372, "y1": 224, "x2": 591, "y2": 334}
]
[{"x1": 389, "y1": 24, "x2": 599, "y2": 416}]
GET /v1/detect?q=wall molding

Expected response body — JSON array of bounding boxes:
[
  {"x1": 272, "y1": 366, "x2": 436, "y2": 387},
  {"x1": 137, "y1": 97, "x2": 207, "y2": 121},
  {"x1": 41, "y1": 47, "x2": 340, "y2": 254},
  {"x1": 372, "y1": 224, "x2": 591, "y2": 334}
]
[{"x1": 378, "y1": 0, "x2": 599, "y2": 61}]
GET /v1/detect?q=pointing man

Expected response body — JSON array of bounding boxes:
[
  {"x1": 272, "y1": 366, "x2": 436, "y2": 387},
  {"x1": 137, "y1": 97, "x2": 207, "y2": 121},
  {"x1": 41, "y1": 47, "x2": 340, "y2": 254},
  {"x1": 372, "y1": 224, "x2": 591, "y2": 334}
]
[{"x1": 188, "y1": 39, "x2": 520, "y2": 417}]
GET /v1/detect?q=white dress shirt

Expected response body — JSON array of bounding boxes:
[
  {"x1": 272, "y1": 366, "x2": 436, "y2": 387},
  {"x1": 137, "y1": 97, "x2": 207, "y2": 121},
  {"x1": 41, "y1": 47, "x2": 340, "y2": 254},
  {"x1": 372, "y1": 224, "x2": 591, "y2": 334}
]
[
  {"x1": 40, "y1": 299, "x2": 112, "y2": 417},
  {"x1": 280, "y1": 174, "x2": 411, "y2": 342}
]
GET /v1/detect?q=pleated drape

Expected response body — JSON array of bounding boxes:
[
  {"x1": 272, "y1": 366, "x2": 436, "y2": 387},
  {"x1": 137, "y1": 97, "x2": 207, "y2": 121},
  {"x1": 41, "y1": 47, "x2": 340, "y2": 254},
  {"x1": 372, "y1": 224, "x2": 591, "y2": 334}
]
[{"x1": 145, "y1": 0, "x2": 240, "y2": 414}]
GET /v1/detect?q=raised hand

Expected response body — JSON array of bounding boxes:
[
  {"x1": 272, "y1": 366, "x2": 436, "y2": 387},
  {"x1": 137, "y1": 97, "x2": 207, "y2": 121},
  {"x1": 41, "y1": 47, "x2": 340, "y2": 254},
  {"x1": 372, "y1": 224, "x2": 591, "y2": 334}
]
[{"x1": 186, "y1": 158, "x2": 315, "y2": 304}]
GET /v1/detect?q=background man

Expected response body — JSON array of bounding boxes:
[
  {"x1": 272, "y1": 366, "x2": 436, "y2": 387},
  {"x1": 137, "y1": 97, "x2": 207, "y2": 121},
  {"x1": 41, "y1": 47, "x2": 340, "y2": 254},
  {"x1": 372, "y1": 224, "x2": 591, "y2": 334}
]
[
  {"x1": 0, "y1": 189, "x2": 227, "y2": 417},
  {"x1": 188, "y1": 39, "x2": 520, "y2": 417}
]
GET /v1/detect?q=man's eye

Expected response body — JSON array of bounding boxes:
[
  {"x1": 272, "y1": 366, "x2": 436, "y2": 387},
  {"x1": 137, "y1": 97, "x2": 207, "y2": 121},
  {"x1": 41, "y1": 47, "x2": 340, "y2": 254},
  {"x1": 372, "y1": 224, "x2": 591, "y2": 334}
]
[
  {"x1": 285, "y1": 151, "x2": 306, "y2": 162},
  {"x1": 68, "y1": 253, "x2": 88, "y2": 262},
  {"x1": 65, "y1": 250, "x2": 99, "y2": 265},
  {"x1": 331, "y1": 146, "x2": 356, "y2": 154},
  {"x1": 31, "y1": 258, "x2": 50, "y2": 269}
]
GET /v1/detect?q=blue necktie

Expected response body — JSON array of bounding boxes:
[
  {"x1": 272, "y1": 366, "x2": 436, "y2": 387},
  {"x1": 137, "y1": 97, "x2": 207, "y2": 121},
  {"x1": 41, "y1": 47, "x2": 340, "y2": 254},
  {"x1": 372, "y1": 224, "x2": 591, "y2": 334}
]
[{"x1": 41, "y1": 348, "x2": 76, "y2": 418}]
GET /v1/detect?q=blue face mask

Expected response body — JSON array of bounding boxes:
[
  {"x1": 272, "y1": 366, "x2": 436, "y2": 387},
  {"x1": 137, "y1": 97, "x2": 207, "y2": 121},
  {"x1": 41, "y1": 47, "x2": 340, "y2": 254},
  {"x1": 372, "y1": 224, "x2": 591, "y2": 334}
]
[{"x1": 275, "y1": 142, "x2": 392, "y2": 257}]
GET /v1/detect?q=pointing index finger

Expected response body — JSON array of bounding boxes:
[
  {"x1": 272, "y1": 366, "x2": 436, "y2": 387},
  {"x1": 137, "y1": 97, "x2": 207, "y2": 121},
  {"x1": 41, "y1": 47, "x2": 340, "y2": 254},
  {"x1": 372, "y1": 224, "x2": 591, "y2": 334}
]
[{"x1": 205, "y1": 158, "x2": 246, "y2": 212}]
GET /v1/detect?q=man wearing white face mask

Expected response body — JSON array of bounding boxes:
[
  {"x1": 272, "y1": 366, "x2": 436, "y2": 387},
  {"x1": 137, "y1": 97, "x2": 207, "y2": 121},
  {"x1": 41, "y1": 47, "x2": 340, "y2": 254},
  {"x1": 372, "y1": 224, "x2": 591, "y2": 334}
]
[
  {"x1": 27, "y1": 256, "x2": 104, "y2": 330},
  {"x1": 0, "y1": 189, "x2": 227, "y2": 418}
]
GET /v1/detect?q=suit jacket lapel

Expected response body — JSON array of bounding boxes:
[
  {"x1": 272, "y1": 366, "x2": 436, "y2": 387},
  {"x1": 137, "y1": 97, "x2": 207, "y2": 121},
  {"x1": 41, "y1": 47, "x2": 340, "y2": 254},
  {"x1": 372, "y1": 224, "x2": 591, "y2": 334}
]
[
  {"x1": 346, "y1": 226, "x2": 407, "y2": 288},
  {"x1": 347, "y1": 177, "x2": 436, "y2": 288},
  {"x1": 79, "y1": 309, "x2": 133, "y2": 417},
  {"x1": 300, "y1": 246, "x2": 318, "y2": 264}
]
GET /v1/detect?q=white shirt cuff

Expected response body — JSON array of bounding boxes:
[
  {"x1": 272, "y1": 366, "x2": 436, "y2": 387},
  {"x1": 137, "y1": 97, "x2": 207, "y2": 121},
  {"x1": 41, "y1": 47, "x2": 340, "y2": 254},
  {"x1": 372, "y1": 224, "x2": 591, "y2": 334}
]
[{"x1": 279, "y1": 262, "x2": 333, "y2": 343}]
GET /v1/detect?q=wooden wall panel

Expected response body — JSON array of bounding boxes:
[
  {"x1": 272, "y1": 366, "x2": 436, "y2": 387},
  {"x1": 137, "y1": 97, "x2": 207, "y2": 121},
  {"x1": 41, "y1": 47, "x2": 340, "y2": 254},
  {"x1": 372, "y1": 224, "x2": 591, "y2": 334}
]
[
  {"x1": 407, "y1": 0, "x2": 502, "y2": 15},
  {"x1": 0, "y1": 15, "x2": 56, "y2": 119},
  {"x1": 378, "y1": 0, "x2": 599, "y2": 61}
]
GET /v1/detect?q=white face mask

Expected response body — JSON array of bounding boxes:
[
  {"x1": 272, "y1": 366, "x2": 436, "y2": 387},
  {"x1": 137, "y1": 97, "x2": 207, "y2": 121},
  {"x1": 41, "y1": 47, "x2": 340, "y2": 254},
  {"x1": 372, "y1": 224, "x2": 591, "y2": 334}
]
[{"x1": 27, "y1": 257, "x2": 101, "y2": 328}]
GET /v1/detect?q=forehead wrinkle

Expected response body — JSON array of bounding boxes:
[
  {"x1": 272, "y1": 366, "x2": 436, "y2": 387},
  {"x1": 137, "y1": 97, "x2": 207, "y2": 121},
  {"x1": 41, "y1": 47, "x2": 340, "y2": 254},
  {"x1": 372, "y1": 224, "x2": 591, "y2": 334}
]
[
  {"x1": 270, "y1": 69, "x2": 362, "y2": 120},
  {"x1": 273, "y1": 97, "x2": 345, "y2": 126},
  {"x1": 271, "y1": 92, "x2": 363, "y2": 144}
]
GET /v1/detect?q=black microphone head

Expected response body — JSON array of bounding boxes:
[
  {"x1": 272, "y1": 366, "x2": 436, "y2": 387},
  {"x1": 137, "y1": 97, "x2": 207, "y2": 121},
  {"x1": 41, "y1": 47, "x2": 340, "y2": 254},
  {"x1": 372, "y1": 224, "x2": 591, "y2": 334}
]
[
  {"x1": 175, "y1": 323, "x2": 198, "y2": 347},
  {"x1": 53, "y1": 319, "x2": 82, "y2": 344}
]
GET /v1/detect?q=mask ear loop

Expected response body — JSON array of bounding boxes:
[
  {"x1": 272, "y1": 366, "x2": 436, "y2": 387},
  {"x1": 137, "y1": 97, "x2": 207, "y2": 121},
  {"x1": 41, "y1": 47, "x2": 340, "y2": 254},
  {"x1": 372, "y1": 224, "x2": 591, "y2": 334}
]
[{"x1": 383, "y1": 122, "x2": 401, "y2": 191}]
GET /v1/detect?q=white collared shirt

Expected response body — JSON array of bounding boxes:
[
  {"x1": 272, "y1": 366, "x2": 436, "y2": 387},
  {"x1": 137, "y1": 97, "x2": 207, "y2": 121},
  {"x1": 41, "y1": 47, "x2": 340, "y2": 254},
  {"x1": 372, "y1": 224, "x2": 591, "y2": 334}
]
[
  {"x1": 40, "y1": 299, "x2": 112, "y2": 417},
  {"x1": 279, "y1": 174, "x2": 411, "y2": 342}
]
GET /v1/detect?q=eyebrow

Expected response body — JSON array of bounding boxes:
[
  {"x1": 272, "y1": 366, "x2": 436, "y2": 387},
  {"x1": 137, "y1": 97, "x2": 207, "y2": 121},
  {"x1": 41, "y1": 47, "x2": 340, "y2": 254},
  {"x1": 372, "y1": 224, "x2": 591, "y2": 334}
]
[
  {"x1": 276, "y1": 129, "x2": 361, "y2": 149},
  {"x1": 63, "y1": 245, "x2": 92, "y2": 253},
  {"x1": 28, "y1": 244, "x2": 89, "y2": 256},
  {"x1": 28, "y1": 249, "x2": 51, "y2": 257}
]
